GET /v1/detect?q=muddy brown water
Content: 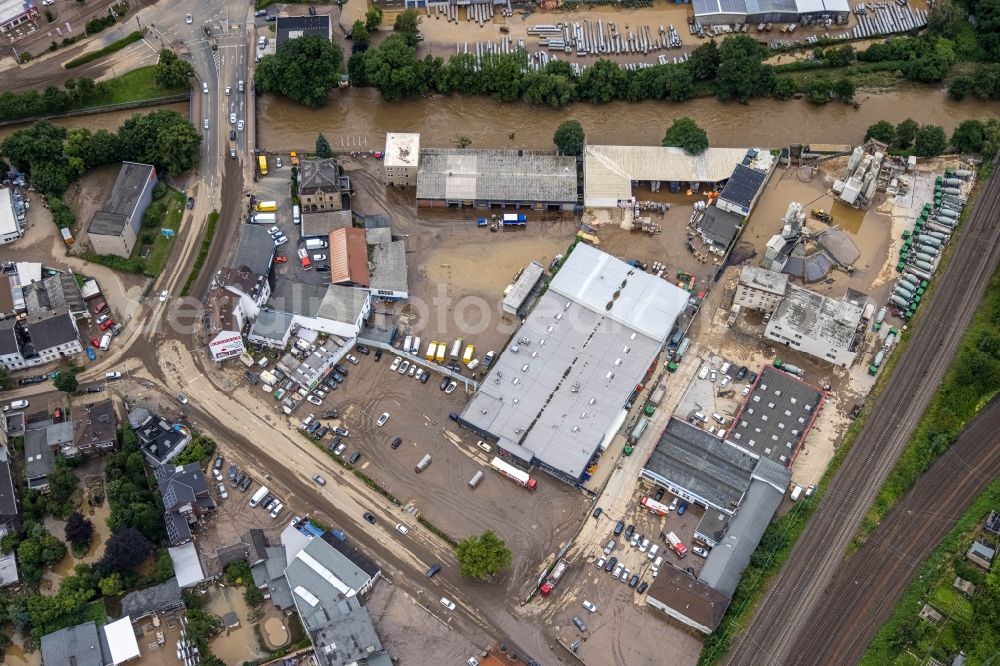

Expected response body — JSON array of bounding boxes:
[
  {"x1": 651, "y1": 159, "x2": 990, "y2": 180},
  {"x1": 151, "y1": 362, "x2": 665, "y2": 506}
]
[{"x1": 259, "y1": 87, "x2": 997, "y2": 151}]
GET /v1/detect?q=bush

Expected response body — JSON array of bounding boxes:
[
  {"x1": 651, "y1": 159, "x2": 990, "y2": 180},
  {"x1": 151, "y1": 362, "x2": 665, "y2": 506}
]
[
  {"x1": 85, "y1": 14, "x2": 118, "y2": 35},
  {"x1": 48, "y1": 197, "x2": 75, "y2": 229},
  {"x1": 180, "y1": 210, "x2": 217, "y2": 296},
  {"x1": 83, "y1": 252, "x2": 145, "y2": 275}
]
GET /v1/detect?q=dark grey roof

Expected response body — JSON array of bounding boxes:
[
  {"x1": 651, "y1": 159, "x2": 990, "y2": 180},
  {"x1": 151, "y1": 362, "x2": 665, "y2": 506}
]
[
  {"x1": 88, "y1": 162, "x2": 156, "y2": 236},
  {"x1": 231, "y1": 225, "x2": 275, "y2": 276},
  {"x1": 155, "y1": 463, "x2": 215, "y2": 512},
  {"x1": 698, "y1": 474, "x2": 787, "y2": 597},
  {"x1": 131, "y1": 410, "x2": 189, "y2": 463},
  {"x1": 23, "y1": 272, "x2": 86, "y2": 316},
  {"x1": 41, "y1": 621, "x2": 109, "y2": 666},
  {"x1": 74, "y1": 400, "x2": 117, "y2": 450},
  {"x1": 719, "y1": 164, "x2": 767, "y2": 210},
  {"x1": 216, "y1": 541, "x2": 250, "y2": 568},
  {"x1": 986, "y1": 511, "x2": 1000, "y2": 536},
  {"x1": 120, "y1": 578, "x2": 184, "y2": 619},
  {"x1": 728, "y1": 367, "x2": 823, "y2": 467},
  {"x1": 298, "y1": 158, "x2": 341, "y2": 195},
  {"x1": 0, "y1": 318, "x2": 20, "y2": 356},
  {"x1": 23, "y1": 423, "x2": 57, "y2": 485},
  {"x1": 246, "y1": 528, "x2": 269, "y2": 562},
  {"x1": 321, "y1": 532, "x2": 381, "y2": 578},
  {"x1": 309, "y1": 597, "x2": 385, "y2": 666},
  {"x1": 0, "y1": 446, "x2": 17, "y2": 519},
  {"x1": 249, "y1": 308, "x2": 295, "y2": 341},
  {"x1": 646, "y1": 564, "x2": 730, "y2": 633},
  {"x1": 643, "y1": 418, "x2": 756, "y2": 513},
  {"x1": 165, "y1": 511, "x2": 192, "y2": 545},
  {"x1": 23, "y1": 306, "x2": 78, "y2": 352},
  {"x1": 699, "y1": 205, "x2": 743, "y2": 248},
  {"x1": 362, "y1": 214, "x2": 391, "y2": 229},
  {"x1": 275, "y1": 15, "x2": 332, "y2": 49},
  {"x1": 269, "y1": 278, "x2": 329, "y2": 317}
]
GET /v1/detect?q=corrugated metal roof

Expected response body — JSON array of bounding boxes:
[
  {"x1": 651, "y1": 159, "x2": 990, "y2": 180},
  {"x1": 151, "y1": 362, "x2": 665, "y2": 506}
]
[
  {"x1": 328, "y1": 227, "x2": 369, "y2": 287},
  {"x1": 585, "y1": 145, "x2": 748, "y2": 206},
  {"x1": 416, "y1": 149, "x2": 577, "y2": 203}
]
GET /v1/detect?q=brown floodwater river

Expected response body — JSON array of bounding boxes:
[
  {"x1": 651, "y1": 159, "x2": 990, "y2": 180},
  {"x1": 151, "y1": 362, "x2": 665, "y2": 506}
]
[{"x1": 258, "y1": 86, "x2": 998, "y2": 151}]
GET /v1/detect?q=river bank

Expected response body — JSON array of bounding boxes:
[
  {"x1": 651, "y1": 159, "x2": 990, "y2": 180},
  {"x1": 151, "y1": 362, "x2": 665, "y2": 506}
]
[{"x1": 257, "y1": 85, "x2": 996, "y2": 151}]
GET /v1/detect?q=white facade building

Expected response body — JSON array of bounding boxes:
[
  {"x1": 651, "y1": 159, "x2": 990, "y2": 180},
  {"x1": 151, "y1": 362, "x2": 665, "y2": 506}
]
[
  {"x1": 735, "y1": 266, "x2": 788, "y2": 313},
  {"x1": 0, "y1": 188, "x2": 24, "y2": 245},
  {"x1": 764, "y1": 284, "x2": 864, "y2": 367},
  {"x1": 384, "y1": 133, "x2": 420, "y2": 187}
]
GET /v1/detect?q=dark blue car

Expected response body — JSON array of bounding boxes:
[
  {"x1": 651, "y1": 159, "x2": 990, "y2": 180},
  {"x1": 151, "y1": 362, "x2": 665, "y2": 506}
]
[{"x1": 677, "y1": 501, "x2": 689, "y2": 515}]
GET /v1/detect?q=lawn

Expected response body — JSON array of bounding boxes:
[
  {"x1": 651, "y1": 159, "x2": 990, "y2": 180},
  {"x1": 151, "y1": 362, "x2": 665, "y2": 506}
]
[
  {"x1": 83, "y1": 65, "x2": 187, "y2": 108},
  {"x1": 141, "y1": 189, "x2": 186, "y2": 276}
]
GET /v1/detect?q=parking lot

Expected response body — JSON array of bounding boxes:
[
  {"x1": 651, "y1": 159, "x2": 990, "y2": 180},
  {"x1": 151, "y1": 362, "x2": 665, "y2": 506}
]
[
  {"x1": 540, "y1": 480, "x2": 708, "y2": 665},
  {"x1": 293, "y1": 346, "x2": 587, "y2": 587},
  {"x1": 675, "y1": 351, "x2": 758, "y2": 434}
]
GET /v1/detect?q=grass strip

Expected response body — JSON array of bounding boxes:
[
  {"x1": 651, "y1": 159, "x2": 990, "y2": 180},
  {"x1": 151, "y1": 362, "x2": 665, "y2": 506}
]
[
  {"x1": 65, "y1": 30, "x2": 144, "y2": 69},
  {"x1": 180, "y1": 210, "x2": 217, "y2": 297}
]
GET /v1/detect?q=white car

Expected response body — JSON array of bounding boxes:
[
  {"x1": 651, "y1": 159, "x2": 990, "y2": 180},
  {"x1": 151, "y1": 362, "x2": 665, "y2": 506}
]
[
  {"x1": 440, "y1": 597, "x2": 456, "y2": 611},
  {"x1": 408, "y1": 364, "x2": 418, "y2": 377},
  {"x1": 612, "y1": 563, "x2": 623, "y2": 578},
  {"x1": 376, "y1": 412, "x2": 390, "y2": 427},
  {"x1": 445, "y1": 381, "x2": 457, "y2": 394},
  {"x1": 476, "y1": 440, "x2": 492, "y2": 453},
  {"x1": 186, "y1": 13, "x2": 193, "y2": 23},
  {"x1": 313, "y1": 254, "x2": 327, "y2": 261},
  {"x1": 159, "y1": 290, "x2": 168, "y2": 302},
  {"x1": 346, "y1": 354, "x2": 359, "y2": 365},
  {"x1": 639, "y1": 538, "x2": 650, "y2": 553},
  {"x1": 720, "y1": 375, "x2": 731, "y2": 387},
  {"x1": 395, "y1": 523, "x2": 408, "y2": 535},
  {"x1": 225, "y1": 86, "x2": 231, "y2": 96},
  {"x1": 276, "y1": 157, "x2": 283, "y2": 168},
  {"x1": 582, "y1": 600, "x2": 597, "y2": 613},
  {"x1": 270, "y1": 502, "x2": 284, "y2": 518},
  {"x1": 595, "y1": 557, "x2": 605, "y2": 569},
  {"x1": 698, "y1": 365, "x2": 709, "y2": 380},
  {"x1": 237, "y1": 119, "x2": 244, "y2": 131},
  {"x1": 274, "y1": 235, "x2": 288, "y2": 246},
  {"x1": 203, "y1": 118, "x2": 209, "y2": 129},
  {"x1": 307, "y1": 394, "x2": 322, "y2": 405},
  {"x1": 398, "y1": 360, "x2": 410, "y2": 374},
  {"x1": 709, "y1": 370, "x2": 717, "y2": 382},
  {"x1": 217, "y1": 483, "x2": 228, "y2": 499},
  {"x1": 202, "y1": 82, "x2": 208, "y2": 93},
  {"x1": 390, "y1": 356, "x2": 402, "y2": 371},
  {"x1": 693, "y1": 546, "x2": 709, "y2": 558},
  {"x1": 742, "y1": 384, "x2": 752, "y2": 396},
  {"x1": 213, "y1": 469, "x2": 223, "y2": 482},
  {"x1": 229, "y1": 113, "x2": 236, "y2": 124}
]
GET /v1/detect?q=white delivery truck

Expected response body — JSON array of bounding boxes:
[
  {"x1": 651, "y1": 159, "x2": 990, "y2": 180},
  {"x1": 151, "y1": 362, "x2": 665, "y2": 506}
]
[
  {"x1": 249, "y1": 486, "x2": 269, "y2": 507},
  {"x1": 252, "y1": 212, "x2": 276, "y2": 224},
  {"x1": 305, "y1": 238, "x2": 327, "y2": 250},
  {"x1": 293, "y1": 205, "x2": 301, "y2": 225}
]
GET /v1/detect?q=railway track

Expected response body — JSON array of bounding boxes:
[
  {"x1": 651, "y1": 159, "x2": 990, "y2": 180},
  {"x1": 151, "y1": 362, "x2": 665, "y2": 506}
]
[
  {"x1": 726, "y1": 166, "x2": 1000, "y2": 666},
  {"x1": 786, "y1": 395, "x2": 1000, "y2": 664}
]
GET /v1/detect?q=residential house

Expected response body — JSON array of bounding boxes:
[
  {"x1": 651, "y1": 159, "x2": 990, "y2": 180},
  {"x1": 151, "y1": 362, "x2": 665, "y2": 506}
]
[
  {"x1": 40, "y1": 621, "x2": 110, "y2": 666},
  {"x1": 23, "y1": 420, "x2": 69, "y2": 491},
  {"x1": 23, "y1": 271, "x2": 89, "y2": 320},
  {"x1": 298, "y1": 158, "x2": 346, "y2": 213},
  {"x1": 129, "y1": 407, "x2": 190, "y2": 464},
  {"x1": 0, "y1": 432, "x2": 18, "y2": 534},
  {"x1": 154, "y1": 463, "x2": 217, "y2": 546},
  {"x1": 72, "y1": 399, "x2": 119, "y2": 457},
  {"x1": 120, "y1": 578, "x2": 184, "y2": 621},
  {"x1": 0, "y1": 306, "x2": 83, "y2": 371}
]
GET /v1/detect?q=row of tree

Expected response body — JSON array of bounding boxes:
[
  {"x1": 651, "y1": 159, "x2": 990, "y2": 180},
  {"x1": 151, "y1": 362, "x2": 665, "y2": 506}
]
[
  {"x1": 864, "y1": 117, "x2": 1000, "y2": 158},
  {"x1": 0, "y1": 111, "x2": 200, "y2": 234}
]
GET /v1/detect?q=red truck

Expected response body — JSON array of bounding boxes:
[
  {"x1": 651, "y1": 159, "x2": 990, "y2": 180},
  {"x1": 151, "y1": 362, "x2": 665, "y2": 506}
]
[{"x1": 539, "y1": 558, "x2": 569, "y2": 595}]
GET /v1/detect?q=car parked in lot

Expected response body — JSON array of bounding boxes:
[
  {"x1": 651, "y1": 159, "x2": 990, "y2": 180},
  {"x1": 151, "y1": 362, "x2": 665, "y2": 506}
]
[
  {"x1": 419, "y1": 370, "x2": 430, "y2": 383},
  {"x1": 476, "y1": 440, "x2": 492, "y2": 453},
  {"x1": 440, "y1": 376, "x2": 450, "y2": 390},
  {"x1": 176, "y1": 393, "x2": 188, "y2": 405},
  {"x1": 572, "y1": 616, "x2": 587, "y2": 632},
  {"x1": 398, "y1": 360, "x2": 410, "y2": 374},
  {"x1": 346, "y1": 354, "x2": 359, "y2": 364},
  {"x1": 350, "y1": 451, "x2": 362, "y2": 464},
  {"x1": 637, "y1": 581, "x2": 649, "y2": 594},
  {"x1": 603, "y1": 539, "x2": 616, "y2": 556},
  {"x1": 630, "y1": 532, "x2": 641, "y2": 547},
  {"x1": 376, "y1": 412, "x2": 390, "y2": 427},
  {"x1": 214, "y1": 455, "x2": 223, "y2": 470},
  {"x1": 594, "y1": 557, "x2": 605, "y2": 570},
  {"x1": 355, "y1": 344, "x2": 370, "y2": 355},
  {"x1": 624, "y1": 524, "x2": 635, "y2": 540},
  {"x1": 654, "y1": 487, "x2": 665, "y2": 501},
  {"x1": 620, "y1": 567, "x2": 630, "y2": 582},
  {"x1": 677, "y1": 500, "x2": 688, "y2": 515},
  {"x1": 604, "y1": 556, "x2": 617, "y2": 572},
  {"x1": 693, "y1": 546, "x2": 708, "y2": 558},
  {"x1": 217, "y1": 483, "x2": 228, "y2": 499},
  {"x1": 612, "y1": 563, "x2": 623, "y2": 578},
  {"x1": 614, "y1": 520, "x2": 625, "y2": 536},
  {"x1": 86, "y1": 348, "x2": 97, "y2": 361},
  {"x1": 445, "y1": 381, "x2": 457, "y2": 394},
  {"x1": 592, "y1": 507, "x2": 602, "y2": 519},
  {"x1": 334, "y1": 426, "x2": 349, "y2": 437},
  {"x1": 307, "y1": 394, "x2": 322, "y2": 405}
]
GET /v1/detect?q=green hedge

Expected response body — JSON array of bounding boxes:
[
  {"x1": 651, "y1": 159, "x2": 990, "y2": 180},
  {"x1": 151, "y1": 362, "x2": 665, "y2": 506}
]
[
  {"x1": 65, "y1": 30, "x2": 144, "y2": 69},
  {"x1": 180, "y1": 210, "x2": 217, "y2": 296},
  {"x1": 83, "y1": 251, "x2": 145, "y2": 274}
]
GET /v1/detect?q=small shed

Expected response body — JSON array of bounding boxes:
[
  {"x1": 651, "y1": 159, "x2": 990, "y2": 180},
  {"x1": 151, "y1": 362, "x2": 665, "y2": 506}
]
[
  {"x1": 953, "y1": 576, "x2": 976, "y2": 597},
  {"x1": 919, "y1": 604, "x2": 944, "y2": 625},
  {"x1": 966, "y1": 540, "x2": 995, "y2": 570}
]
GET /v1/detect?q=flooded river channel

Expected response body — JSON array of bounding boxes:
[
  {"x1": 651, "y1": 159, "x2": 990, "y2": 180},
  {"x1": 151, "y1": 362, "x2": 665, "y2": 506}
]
[{"x1": 259, "y1": 86, "x2": 997, "y2": 151}]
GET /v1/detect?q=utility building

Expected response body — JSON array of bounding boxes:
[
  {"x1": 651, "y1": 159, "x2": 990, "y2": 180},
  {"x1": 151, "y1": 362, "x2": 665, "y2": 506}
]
[
  {"x1": 87, "y1": 162, "x2": 157, "y2": 258},
  {"x1": 384, "y1": 132, "x2": 420, "y2": 187},
  {"x1": 735, "y1": 266, "x2": 788, "y2": 313},
  {"x1": 765, "y1": 284, "x2": 865, "y2": 367},
  {"x1": 416, "y1": 148, "x2": 577, "y2": 211},
  {"x1": 459, "y1": 244, "x2": 689, "y2": 485}
]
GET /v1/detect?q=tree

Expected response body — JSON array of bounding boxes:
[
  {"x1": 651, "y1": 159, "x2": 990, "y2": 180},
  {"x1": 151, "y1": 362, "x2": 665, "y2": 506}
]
[
  {"x1": 715, "y1": 35, "x2": 772, "y2": 102},
  {"x1": 255, "y1": 34, "x2": 344, "y2": 108},
  {"x1": 0, "y1": 120, "x2": 66, "y2": 170},
  {"x1": 96, "y1": 527, "x2": 155, "y2": 575},
  {"x1": 393, "y1": 9, "x2": 421, "y2": 47},
  {"x1": 687, "y1": 40, "x2": 720, "y2": 80},
  {"x1": 552, "y1": 119, "x2": 585, "y2": 155},
  {"x1": 914, "y1": 124, "x2": 948, "y2": 157},
  {"x1": 362, "y1": 35, "x2": 430, "y2": 101},
  {"x1": 951, "y1": 119, "x2": 986, "y2": 153},
  {"x1": 577, "y1": 59, "x2": 626, "y2": 103},
  {"x1": 99, "y1": 573, "x2": 123, "y2": 597},
  {"x1": 315, "y1": 133, "x2": 332, "y2": 158},
  {"x1": 522, "y1": 72, "x2": 575, "y2": 109},
  {"x1": 53, "y1": 367, "x2": 78, "y2": 393},
  {"x1": 0, "y1": 368, "x2": 11, "y2": 391},
  {"x1": 154, "y1": 49, "x2": 195, "y2": 89},
  {"x1": 948, "y1": 76, "x2": 973, "y2": 101},
  {"x1": 833, "y1": 76, "x2": 855, "y2": 102},
  {"x1": 895, "y1": 118, "x2": 919, "y2": 149},
  {"x1": 351, "y1": 20, "x2": 369, "y2": 47},
  {"x1": 171, "y1": 434, "x2": 216, "y2": 466},
  {"x1": 662, "y1": 117, "x2": 709, "y2": 155},
  {"x1": 117, "y1": 110, "x2": 201, "y2": 175},
  {"x1": 365, "y1": 5, "x2": 383, "y2": 32},
  {"x1": 65, "y1": 512, "x2": 95, "y2": 550},
  {"x1": 454, "y1": 530, "x2": 512, "y2": 581}
]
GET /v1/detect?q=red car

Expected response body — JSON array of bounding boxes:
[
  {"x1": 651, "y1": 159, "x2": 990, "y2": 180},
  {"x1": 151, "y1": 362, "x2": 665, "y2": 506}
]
[
  {"x1": 91, "y1": 338, "x2": 100, "y2": 348},
  {"x1": 100, "y1": 319, "x2": 114, "y2": 330},
  {"x1": 275, "y1": 256, "x2": 288, "y2": 263},
  {"x1": 53, "y1": 408, "x2": 63, "y2": 422}
]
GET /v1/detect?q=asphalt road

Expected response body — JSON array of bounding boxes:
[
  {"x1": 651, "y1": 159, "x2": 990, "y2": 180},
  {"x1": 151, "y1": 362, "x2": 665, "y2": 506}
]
[
  {"x1": 726, "y1": 165, "x2": 1000, "y2": 665},
  {"x1": 785, "y1": 394, "x2": 1000, "y2": 664}
]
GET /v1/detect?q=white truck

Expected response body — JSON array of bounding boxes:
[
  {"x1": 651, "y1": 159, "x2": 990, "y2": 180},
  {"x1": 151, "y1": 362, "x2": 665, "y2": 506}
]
[
  {"x1": 252, "y1": 212, "x2": 276, "y2": 224},
  {"x1": 249, "y1": 486, "x2": 269, "y2": 507},
  {"x1": 305, "y1": 238, "x2": 328, "y2": 250}
]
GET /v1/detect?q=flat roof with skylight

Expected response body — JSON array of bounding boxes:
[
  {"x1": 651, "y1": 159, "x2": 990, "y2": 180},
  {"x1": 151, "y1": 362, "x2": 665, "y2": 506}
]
[
  {"x1": 460, "y1": 244, "x2": 689, "y2": 483},
  {"x1": 727, "y1": 366, "x2": 823, "y2": 467}
]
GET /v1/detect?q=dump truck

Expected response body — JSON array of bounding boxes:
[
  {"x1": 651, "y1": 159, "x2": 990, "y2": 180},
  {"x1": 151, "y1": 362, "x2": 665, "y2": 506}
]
[
  {"x1": 666, "y1": 531, "x2": 687, "y2": 558},
  {"x1": 539, "y1": 558, "x2": 569, "y2": 595},
  {"x1": 490, "y1": 457, "x2": 537, "y2": 491}
]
